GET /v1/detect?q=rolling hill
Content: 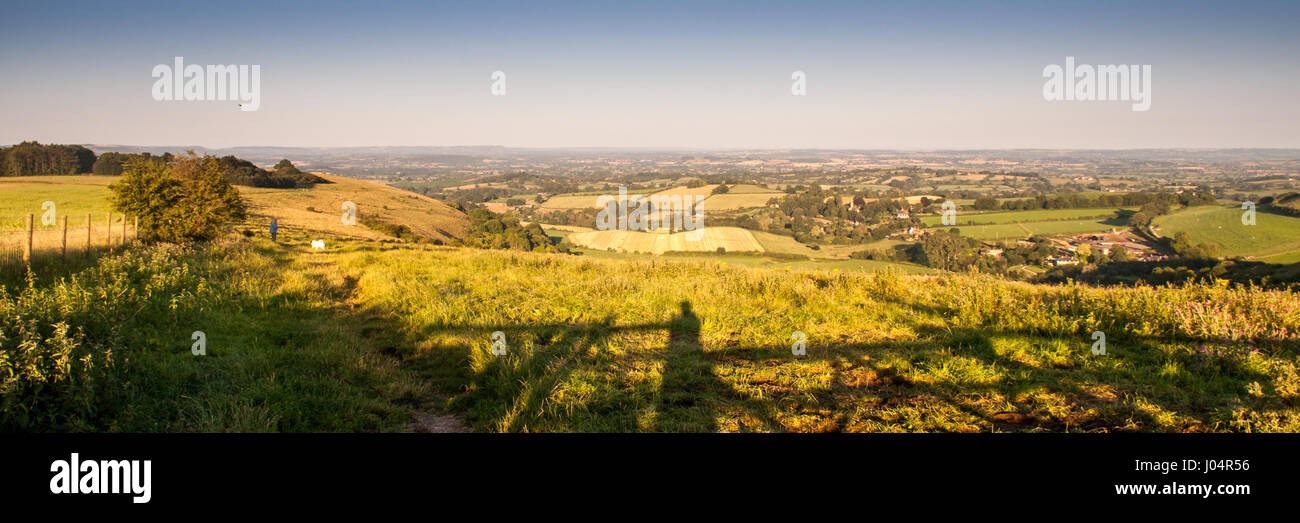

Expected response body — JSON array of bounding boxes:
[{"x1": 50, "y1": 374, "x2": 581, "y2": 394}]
[
  {"x1": 0, "y1": 173, "x2": 470, "y2": 249},
  {"x1": 240, "y1": 174, "x2": 467, "y2": 242},
  {"x1": 1153, "y1": 204, "x2": 1300, "y2": 262}
]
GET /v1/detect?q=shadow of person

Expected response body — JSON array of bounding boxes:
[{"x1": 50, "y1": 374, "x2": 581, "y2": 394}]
[
  {"x1": 657, "y1": 301, "x2": 720, "y2": 431},
  {"x1": 668, "y1": 301, "x2": 701, "y2": 350}
]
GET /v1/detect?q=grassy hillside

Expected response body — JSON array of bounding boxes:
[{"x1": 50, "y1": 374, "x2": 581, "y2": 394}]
[
  {"x1": 241, "y1": 174, "x2": 467, "y2": 242},
  {"x1": 6, "y1": 235, "x2": 1298, "y2": 432},
  {"x1": 1153, "y1": 204, "x2": 1300, "y2": 261},
  {"x1": 0, "y1": 174, "x2": 469, "y2": 243}
]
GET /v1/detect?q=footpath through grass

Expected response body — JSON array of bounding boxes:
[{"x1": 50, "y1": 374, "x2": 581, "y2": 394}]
[{"x1": 4, "y1": 235, "x2": 1299, "y2": 432}]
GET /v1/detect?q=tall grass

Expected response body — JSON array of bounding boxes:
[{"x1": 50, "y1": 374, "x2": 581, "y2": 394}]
[
  {"x1": 4, "y1": 236, "x2": 1298, "y2": 432},
  {"x1": 336, "y1": 247, "x2": 1300, "y2": 432},
  {"x1": 1, "y1": 236, "x2": 422, "y2": 431}
]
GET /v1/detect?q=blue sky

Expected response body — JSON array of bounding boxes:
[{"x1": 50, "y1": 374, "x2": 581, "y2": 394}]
[{"x1": 1, "y1": 0, "x2": 1297, "y2": 148}]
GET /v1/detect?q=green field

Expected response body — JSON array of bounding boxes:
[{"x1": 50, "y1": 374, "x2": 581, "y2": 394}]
[
  {"x1": 1153, "y1": 205, "x2": 1300, "y2": 261},
  {"x1": 921, "y1": 207, "x2": 1129, "y2": 227},
  {"x1": 0, "y1": 175, "x2": 117, "y2": 229},
  {"x1": 922, "y1": 207, "x2": 1130, "y2": 240},
  {"x1": 8, "y1": 235, "x2": 1299, "y2": 433},
  {"x1": 948, "y1": 218, "x2": 1127, "y2": 241}
]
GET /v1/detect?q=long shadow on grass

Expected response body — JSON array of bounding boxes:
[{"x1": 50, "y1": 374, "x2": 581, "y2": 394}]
[
  {"x1": 390, "y1": 287, "x2": 1283, "y2": 432},
  {"x1": 398, "y1": 300, "x2": 791, "y2": 432}
]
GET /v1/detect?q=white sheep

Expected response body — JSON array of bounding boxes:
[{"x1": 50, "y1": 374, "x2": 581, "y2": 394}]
[{"x1": 311, "y1": 240, "x2": 326, "y2": 250}]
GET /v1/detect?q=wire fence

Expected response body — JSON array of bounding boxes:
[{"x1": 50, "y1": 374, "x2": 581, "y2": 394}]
[
  {"x1": 1, "y1": 213, "x2": 400, "y2": 269},
  {"x1": 0, "y1": 213, "x2": 138, "y2": 268}
]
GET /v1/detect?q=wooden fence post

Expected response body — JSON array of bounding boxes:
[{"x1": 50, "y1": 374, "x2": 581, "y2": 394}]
[
  {"x1": 106, "y1": 212, "x2": 113, "y2": 252},
  {"x1": 121, "y1": 216, "x2": 127, "y2": 246},
  {"x1": 134, "y1": 216, "x2": 139, "y2": 243},
  {"x1": 85, "y1": 213, "x2": 92, "y2": 258},
  {"x1": 61, "y1": 215, "x2": 68, "y2": 259},
  {"x1": 24, "y1": 213, "x2": 33, "y2": 266}
]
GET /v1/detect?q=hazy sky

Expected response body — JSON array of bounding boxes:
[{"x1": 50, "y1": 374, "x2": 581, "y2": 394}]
[{"x1": 2, "y1": 0, "x2": 1298, "y2": 149}]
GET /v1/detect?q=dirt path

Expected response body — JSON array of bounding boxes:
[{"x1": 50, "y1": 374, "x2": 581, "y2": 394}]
[{"x1": 294, "y1": 244, "x2": 472, "y2": 433}]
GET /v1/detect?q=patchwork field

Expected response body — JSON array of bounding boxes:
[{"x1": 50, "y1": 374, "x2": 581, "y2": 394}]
[
  {"x1": 567, "y1": 226, "x2": 763, "y2": 254},
  {"x1": 1153, "y1": 204, "x2": 1300, "y2": 261}
]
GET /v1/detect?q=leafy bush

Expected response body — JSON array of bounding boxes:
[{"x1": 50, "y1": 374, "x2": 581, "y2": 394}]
[
  {"x1": 0, "y1": 246, "x2": 210, "y2": 430},
  {"x1": 109, "y1": 153, "x2": 247, "y2": 243}
]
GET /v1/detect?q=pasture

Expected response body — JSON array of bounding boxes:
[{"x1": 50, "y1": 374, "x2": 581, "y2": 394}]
[{"x1": 1153, "y1": 204, "x2": 1300, "y2": 261}]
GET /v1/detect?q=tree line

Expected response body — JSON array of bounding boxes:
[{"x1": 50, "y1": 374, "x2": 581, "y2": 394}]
[
  {"x1": 0, "y1": 141, "x2": 96, "y2": 176},
  {"x1": 1, "y1": 141, "x2": 325, "y2": 189}
]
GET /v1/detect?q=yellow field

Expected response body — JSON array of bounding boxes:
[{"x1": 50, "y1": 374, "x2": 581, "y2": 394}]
[
  {"x1": 567, "y1": 226, "x2": 763, "y2": 254},
  {"x1": 539, "y1": 194, "x2": 605, "y2": 209},
  {"x1": 696, "y1": 192, "x2": 780, "y2": 210},
  {"x1": 650, "y1": 184, "x2": 719, "y2": 200},
  {"x1": 243, "y1": 174, "x2": 467, "y2": 242},
  {"x1": 533, "y1": 223, "x2": 594, "y2": 233}
]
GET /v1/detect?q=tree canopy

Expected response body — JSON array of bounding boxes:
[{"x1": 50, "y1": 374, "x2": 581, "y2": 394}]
[{"x1": 110, "y1": 153, "x2": 247, "y2": 242}]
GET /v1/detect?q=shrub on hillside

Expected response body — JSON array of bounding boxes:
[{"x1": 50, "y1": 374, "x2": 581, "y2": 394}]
[
  {"x1": 219, "y1": 157, "x2": 327, "y2": 188},
  {"x1": 109, "y1": 153, "x2": 247, "y2": 242}
]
